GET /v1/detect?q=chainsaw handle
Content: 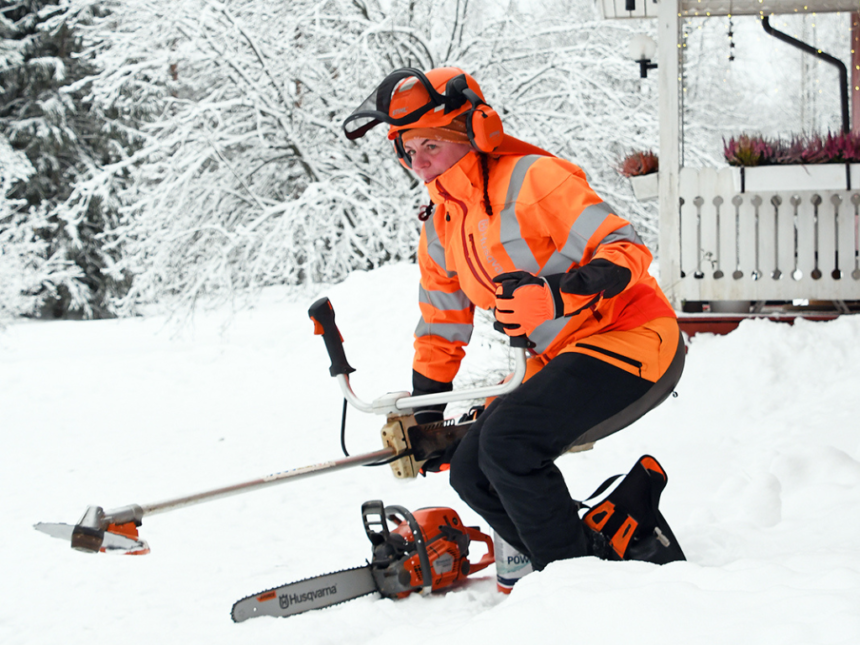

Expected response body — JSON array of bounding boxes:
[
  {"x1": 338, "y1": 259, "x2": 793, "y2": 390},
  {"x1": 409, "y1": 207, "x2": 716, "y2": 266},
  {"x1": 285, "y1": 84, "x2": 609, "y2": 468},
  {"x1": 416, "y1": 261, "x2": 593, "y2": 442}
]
[
  {"x1": 308, "y1": 297, "x2": 355, "y2": 377},
  {"x1": 464, "y1": 526, "x2": 495, "y2": 575}
]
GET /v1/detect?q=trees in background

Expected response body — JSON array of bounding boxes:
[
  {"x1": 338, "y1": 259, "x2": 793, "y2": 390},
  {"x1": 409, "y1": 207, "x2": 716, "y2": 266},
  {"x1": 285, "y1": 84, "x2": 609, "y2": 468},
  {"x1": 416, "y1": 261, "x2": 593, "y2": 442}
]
[
  {"x1": 0, "y1": 0, "x2": 138, "y2": 319},
  {"x1": 2, "y1": 0, "x2": 847, "y2": 320}
]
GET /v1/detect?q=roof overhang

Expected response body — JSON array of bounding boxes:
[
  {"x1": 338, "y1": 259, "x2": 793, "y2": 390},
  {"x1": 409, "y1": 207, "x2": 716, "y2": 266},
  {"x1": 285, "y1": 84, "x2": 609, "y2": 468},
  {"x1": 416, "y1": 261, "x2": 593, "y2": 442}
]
[{"x1": 598, "y1": 0, "x2": 860, "y2": 19}]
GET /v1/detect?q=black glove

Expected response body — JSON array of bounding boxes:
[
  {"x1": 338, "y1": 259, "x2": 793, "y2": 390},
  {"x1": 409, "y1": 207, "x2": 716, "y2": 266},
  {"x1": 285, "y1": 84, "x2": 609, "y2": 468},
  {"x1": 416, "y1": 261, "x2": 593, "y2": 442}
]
[
  {"x1": 411, "y1": 370, "x2": 452, "y2": 425},
  {"x1": 558, "y1": 259, "x2": 631, "y2": 299},
  {"x1": 413, "y1": 407, "x2": 445, "y2": 425},
  {"x1": 420, "y1": 439, "x2": 461, "y2": 474}
]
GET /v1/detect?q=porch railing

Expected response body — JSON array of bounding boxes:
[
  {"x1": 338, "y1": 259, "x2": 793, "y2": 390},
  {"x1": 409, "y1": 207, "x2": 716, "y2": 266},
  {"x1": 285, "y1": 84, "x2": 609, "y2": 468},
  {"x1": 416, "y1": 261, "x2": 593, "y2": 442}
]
[{"x1": 676, "y1": 167, "x2": 860, "y2": 303}]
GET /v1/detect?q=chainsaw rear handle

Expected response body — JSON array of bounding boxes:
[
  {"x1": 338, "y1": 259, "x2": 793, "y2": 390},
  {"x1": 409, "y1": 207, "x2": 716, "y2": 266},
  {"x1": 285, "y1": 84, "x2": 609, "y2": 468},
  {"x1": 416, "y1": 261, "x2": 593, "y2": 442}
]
[
  {"x1": 310, "y1": 297, "x2": 528, "y2": 415},
  {"x1": 308, "y1": 297, "x2": 355, "y2": 377},
  {"x1": 463, "y1": 526, "x2": 495, "y2": 575}
]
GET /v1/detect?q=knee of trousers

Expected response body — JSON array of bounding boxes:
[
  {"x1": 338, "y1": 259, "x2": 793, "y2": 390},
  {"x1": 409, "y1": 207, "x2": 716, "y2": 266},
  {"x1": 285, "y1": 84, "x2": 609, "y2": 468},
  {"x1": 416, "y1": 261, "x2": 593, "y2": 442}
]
[
  {"x1": 477, "y1": 428, "x2": 540, "y2": 479},
  {"x1": 448, "y1": 449, "x2": 484, "y2": 505}
]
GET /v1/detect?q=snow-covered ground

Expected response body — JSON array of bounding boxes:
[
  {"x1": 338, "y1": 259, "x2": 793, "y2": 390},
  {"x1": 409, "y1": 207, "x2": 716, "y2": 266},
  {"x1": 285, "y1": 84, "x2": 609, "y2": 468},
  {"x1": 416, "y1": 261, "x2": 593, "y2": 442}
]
[{"x1": 3, "y1": 262, "x2": 860, "y2": 644}]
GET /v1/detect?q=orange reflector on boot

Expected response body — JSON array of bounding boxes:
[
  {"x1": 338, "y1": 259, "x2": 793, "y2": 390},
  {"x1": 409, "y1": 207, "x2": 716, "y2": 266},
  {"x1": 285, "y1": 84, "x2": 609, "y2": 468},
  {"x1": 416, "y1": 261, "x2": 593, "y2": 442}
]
[
  {"x1": 584, "y1": 500, "x2": 615, "y2": 532},
  {"x1": 609, "y1": 516, "x2": 638, "y2": 559},
  {"x1": 640, "y1": 456, "x2": 666, "y2": 480}
]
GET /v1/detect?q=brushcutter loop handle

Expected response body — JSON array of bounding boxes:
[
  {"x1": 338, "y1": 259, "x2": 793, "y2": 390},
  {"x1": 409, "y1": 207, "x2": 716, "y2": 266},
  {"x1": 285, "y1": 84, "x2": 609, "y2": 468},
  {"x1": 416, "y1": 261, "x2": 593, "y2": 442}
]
[
  {"x1": 308, "y1": 297, "x2": 356, "y2": 377},
  {"x1": 314, "y1": 297, "x2": 528, "y2": 415}
]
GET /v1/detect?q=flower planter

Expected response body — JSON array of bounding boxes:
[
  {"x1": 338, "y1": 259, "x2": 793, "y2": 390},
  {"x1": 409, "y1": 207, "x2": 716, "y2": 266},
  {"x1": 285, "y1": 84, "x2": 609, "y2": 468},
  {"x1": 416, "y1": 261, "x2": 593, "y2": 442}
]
[
  {"x1": 732, "y1": 164, "x2": 860, "y2": 193},
  {"x1": 630, "y1": 172, "x2": 659, "y2": 200}
]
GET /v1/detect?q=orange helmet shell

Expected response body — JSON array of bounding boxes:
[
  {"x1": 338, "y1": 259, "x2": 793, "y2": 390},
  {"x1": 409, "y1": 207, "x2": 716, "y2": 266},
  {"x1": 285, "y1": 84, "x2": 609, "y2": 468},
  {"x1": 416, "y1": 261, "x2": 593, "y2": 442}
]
[{"x1": 386, "y1": 67, "x2": 487, "y2": 140}]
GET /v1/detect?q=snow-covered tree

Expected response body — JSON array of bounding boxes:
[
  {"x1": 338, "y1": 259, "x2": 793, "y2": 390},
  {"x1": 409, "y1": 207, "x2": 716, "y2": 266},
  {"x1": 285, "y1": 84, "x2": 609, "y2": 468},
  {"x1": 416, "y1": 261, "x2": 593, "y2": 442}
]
[
  {"x1": 0, "y1": 0, "x2": 136, "y2": 320},
  {"x1": 72, "y1": 0, "x2": 429, "y2": 314},
  {"x1": 67, "y1": 0, "x2": 665, "y2": 315},
  {"x1": 8, "y1": 0, "x2": 837, "y2": 320}
]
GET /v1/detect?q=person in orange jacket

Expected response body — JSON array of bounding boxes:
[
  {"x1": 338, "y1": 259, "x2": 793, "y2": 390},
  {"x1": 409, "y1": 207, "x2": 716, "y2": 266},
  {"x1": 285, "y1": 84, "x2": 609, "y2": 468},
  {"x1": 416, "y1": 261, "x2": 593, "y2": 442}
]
[{"x1": 344, "y1": 67, "x2": 685, "y2": 572}]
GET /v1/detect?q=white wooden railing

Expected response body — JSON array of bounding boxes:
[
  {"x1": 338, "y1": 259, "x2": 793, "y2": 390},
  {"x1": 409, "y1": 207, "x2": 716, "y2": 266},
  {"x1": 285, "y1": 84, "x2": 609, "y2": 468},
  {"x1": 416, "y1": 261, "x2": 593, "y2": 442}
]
[{"x1": 675, "y1": 167, "x2": 860, "y2": 303}]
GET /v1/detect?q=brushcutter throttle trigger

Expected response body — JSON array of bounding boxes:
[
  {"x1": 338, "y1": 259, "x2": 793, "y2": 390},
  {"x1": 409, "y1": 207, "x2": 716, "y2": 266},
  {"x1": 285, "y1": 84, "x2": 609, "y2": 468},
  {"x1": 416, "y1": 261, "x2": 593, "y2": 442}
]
[{"x1": 308, "y1": 297, "x2": 356, "y2": 377}]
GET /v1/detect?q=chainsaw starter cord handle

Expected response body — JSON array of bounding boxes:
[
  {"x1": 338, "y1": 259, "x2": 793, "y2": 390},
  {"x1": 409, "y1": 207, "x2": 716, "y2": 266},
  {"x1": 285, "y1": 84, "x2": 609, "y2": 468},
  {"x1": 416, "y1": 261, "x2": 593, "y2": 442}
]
[{"x1": 308, "y1": 297, "x2": 356, "y2": 377}]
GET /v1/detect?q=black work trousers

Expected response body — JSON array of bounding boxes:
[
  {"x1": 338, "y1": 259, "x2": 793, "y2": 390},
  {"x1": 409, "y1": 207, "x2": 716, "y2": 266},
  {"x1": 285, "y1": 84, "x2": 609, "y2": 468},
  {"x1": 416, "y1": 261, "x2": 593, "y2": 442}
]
[{"x1": 448, "y1": 341, "x2": 683, "y2": 571}]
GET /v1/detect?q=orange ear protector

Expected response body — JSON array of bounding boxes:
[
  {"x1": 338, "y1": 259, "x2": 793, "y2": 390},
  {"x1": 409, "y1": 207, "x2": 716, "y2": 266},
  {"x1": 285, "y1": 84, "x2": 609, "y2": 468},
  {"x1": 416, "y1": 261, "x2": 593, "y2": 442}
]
[{"x1": 466, "y1": 103, "x2": 504, "y2": 154}]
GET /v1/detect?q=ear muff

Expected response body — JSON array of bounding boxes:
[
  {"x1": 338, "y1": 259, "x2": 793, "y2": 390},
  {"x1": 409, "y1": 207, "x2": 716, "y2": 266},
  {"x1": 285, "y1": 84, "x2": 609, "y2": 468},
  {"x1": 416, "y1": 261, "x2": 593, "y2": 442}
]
[
  {"x1": 458, "y1": 85, "x2": 503, "y2": 153},
  {"x1": 466, "y1": 104, "x2": 504, "y2": 153}
]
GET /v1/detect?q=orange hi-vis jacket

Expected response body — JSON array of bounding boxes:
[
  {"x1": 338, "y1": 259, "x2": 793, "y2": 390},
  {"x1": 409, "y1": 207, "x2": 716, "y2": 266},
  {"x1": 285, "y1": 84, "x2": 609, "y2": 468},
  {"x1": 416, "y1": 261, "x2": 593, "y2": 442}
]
[{"x1": 414, "y1": 151, "x2": 676, "y2": 386}]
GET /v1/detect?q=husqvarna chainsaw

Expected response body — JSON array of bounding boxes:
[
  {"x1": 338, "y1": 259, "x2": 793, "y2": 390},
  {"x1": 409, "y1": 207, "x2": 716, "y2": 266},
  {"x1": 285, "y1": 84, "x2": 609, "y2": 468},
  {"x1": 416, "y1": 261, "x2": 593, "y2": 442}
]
[{"x1": 231, "y1": 500, "x2": 494, "y2": 622}]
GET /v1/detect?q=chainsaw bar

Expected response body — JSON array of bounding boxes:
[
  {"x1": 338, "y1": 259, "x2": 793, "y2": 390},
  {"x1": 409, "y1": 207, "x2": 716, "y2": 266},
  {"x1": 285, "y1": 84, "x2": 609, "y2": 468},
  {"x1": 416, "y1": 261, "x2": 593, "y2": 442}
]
[{"x1": 231, "y1": 565, "x2": 378, "y2": 622}]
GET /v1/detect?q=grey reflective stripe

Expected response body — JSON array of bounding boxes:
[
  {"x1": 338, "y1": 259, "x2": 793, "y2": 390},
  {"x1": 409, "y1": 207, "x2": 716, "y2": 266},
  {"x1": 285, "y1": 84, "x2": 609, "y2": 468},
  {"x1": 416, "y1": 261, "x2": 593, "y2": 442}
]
[
  {"x1": 499, "y1": 156, "x2": 542, "y2": 274},
  {"x1": 528, "y1": 317, "x2": 571, "y2": 354},
  {"x1": 552, "y1": 201, "x2": 616, "y2": 267},
  {"x1": 418, "y1": 285, "x2": 472, "y2": 312},
  {"x1": 540, "y1": 252, "x2": 575, "y2": 275},
  {"x1": 601, "y1": 223, "x2": 643, "y2": 247},
  {"x1": 498, "y1": 162, "x2": 630, "y2": 276},
  {"x1": 550, "y1": 204, "x2": 642, "y2": 272},
  {"x1": 415, "y1": 319, "x2": 473, "y2": 344},
  {"x1": 424, "y1": 216, "x2": 454, "y2": 277}
]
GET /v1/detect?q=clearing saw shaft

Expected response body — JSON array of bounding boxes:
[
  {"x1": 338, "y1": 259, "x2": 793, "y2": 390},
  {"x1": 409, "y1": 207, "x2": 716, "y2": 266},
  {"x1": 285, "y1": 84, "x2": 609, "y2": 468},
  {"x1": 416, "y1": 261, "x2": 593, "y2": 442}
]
[
  {"x1": 38, "y1": 447, "x2": 397, "y2": 554},
  {"x1": 37, "y1": 297, "x2": 527, "y2": 554},
  {"x1": 110, "y1": 448, "x2": 396, "y2": 521}
]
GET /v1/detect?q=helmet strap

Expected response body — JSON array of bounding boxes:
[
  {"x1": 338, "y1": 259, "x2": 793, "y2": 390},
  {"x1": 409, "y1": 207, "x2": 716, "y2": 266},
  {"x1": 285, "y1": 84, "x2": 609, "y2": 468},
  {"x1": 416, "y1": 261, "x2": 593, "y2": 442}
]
[{"x1": 394, "y1": 133, "x2": 412, "y2": 169}]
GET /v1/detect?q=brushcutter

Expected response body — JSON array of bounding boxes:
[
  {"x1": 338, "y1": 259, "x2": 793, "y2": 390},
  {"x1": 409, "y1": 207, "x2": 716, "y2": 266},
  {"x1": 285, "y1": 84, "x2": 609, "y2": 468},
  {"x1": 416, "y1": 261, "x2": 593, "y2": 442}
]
[{"x1": 34, "y1": 297, "x2": 528, "y2": 555}]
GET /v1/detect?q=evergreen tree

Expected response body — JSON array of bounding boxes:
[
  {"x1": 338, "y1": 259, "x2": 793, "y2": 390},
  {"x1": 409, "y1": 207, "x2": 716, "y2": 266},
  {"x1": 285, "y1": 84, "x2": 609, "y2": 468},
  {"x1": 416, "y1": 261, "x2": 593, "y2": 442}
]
[{"x1": 0, "y1": 0, "x2": 134, "y2": 319}]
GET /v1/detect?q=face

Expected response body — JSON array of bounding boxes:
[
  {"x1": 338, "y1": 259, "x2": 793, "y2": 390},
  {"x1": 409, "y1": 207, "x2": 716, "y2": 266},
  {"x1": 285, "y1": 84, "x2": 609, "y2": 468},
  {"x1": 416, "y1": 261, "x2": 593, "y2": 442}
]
[{"x1": 402, "y1": 138, "x2": 473, "y2": 183}]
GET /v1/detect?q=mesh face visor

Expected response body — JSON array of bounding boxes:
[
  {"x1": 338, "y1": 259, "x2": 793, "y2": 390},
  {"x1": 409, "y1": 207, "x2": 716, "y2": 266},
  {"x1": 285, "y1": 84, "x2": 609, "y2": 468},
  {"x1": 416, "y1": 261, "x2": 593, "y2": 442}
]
[{"x1": 343, "y1": 68, "x2": 469, "y2": 141}]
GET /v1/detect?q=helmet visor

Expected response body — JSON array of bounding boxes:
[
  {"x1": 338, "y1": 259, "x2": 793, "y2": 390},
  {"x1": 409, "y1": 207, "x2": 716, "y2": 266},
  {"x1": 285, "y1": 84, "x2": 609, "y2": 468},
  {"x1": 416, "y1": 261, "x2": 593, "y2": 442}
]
[{"x1": 343, "y1": 68, "x2": 467, "y2": 141}]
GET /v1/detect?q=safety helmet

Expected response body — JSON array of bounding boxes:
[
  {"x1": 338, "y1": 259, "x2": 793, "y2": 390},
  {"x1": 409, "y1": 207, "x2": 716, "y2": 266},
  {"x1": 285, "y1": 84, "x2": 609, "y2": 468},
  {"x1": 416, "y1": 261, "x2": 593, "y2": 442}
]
[{"x1": 343, "y1": 67, "x2": 504, "y2": 164}]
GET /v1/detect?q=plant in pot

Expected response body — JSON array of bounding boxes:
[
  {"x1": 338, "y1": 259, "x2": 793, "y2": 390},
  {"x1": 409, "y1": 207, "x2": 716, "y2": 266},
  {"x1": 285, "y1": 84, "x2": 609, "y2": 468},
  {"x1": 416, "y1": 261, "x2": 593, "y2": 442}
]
[
  {"x1": 618, "y1": 150, "x2": 659, "y2": 200},
  {"x1": 724, "y1": 132, "x2": 860, "y2": 192}
]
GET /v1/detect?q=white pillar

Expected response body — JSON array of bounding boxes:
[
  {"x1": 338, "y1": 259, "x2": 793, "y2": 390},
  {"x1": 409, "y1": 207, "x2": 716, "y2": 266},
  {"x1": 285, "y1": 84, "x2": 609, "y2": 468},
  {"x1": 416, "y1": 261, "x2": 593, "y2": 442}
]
[{"x1": 657, "y1": 0, "x2": 681, "y2": 308}]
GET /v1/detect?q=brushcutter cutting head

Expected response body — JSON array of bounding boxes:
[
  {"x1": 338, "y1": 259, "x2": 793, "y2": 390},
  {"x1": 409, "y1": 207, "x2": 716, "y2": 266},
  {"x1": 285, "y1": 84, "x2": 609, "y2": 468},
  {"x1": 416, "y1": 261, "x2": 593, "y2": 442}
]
[{"x1": 35, "y1": 504, "x2": 150, "y2": 555}]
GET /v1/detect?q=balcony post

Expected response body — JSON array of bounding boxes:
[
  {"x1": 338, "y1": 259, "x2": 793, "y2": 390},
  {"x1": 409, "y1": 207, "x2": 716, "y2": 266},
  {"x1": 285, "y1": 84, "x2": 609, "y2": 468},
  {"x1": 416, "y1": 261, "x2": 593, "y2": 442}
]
[{"x1": 657, "y1": 0, "x2": 682, "y2": 308}]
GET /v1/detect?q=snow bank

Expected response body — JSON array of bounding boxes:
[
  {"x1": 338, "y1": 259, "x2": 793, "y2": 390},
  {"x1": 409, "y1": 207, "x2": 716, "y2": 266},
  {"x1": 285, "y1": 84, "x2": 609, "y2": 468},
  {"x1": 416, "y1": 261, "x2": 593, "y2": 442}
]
[{"x1": 2, "y1": 263, "x2": 859, "y2": 644}]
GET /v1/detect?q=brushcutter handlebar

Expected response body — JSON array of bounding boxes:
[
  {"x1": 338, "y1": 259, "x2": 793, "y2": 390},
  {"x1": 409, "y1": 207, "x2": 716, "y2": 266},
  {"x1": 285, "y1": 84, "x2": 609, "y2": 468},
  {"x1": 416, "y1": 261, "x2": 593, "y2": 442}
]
[{"x1": 309, "y1": 297, "x2": 528, "y2": 416}]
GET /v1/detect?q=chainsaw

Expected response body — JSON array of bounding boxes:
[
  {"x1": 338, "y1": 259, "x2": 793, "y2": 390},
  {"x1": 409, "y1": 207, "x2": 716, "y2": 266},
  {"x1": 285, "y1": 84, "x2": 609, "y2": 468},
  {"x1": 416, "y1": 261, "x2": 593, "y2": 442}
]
[{"x1": 231, "y1": 500, "x2": 495, "y2": 621}]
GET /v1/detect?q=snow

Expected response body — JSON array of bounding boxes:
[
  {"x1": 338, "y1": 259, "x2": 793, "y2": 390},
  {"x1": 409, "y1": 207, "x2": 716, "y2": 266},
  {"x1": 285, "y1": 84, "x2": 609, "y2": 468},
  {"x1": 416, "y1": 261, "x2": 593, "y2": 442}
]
[{"x1": 3, "y1": 262, "x2": 860, "y2": 644}]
